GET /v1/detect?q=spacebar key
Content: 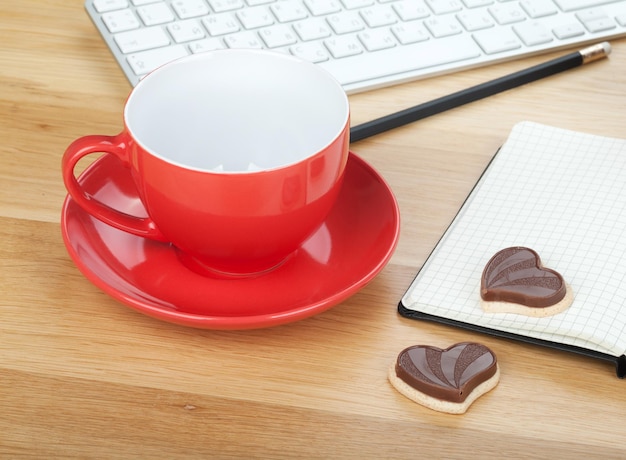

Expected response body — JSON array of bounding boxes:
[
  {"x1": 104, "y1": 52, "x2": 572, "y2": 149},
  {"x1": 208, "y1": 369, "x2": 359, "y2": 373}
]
[
  {"x1": 318, "y1": 35, "x2": 482, "y2": 87},
  {"x1": 552, "y1": 0, "x2": 622, "y2": 12}
]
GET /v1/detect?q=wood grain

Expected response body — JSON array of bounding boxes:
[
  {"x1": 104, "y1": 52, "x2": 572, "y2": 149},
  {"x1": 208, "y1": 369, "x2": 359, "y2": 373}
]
[{"x1": 1, "y1": 1, "x2": 626, "y2": 458}]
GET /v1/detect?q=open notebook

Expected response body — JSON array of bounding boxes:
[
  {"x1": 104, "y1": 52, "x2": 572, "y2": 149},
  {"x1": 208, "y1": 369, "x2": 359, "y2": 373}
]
[{"x1": 399, "y1": 121, "x2": 626, "y2": 378}]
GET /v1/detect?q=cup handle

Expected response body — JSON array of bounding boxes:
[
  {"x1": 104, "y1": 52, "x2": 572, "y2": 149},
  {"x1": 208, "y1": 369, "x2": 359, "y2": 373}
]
[{"x1": 62, "y1": 133, "x2": 168, "y2": 242}]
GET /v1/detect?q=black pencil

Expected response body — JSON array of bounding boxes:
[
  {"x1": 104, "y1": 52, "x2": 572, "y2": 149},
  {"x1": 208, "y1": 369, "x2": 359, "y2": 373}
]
[{"x1": 350, "y1": 42, "x2": 611, "y2": 143}]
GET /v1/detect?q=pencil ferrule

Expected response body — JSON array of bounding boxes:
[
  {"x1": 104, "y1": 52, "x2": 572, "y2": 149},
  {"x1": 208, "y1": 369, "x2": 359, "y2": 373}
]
[{"x1": 580, "y1": 43, "x2": 610, "y2": 64}]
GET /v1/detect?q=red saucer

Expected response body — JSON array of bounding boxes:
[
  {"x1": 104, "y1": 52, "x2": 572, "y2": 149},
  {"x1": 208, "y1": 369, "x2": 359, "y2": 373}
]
[{"x1": 61, "y1": 152, "x2": 400, "y2": 329}]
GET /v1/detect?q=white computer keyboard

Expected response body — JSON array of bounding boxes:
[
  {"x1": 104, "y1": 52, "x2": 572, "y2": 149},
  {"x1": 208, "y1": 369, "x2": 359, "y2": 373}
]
[{"x1": 85, "y1": 0, "x2": 626, "y2": 93}]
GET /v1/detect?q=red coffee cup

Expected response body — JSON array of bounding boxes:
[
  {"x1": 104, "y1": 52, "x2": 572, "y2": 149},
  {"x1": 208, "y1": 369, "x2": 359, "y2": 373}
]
[{"x1": 63, "y1": 50, "x2": 350, "y2": 276}]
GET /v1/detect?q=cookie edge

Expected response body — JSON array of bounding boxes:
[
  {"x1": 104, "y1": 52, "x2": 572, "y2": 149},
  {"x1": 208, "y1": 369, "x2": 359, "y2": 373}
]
[
  {"x1": 388, "y1": 362, "x2": 500, "y2": 414},
  {"x1": 480, "y1": 283, "x2": 574, "y2": 317}
]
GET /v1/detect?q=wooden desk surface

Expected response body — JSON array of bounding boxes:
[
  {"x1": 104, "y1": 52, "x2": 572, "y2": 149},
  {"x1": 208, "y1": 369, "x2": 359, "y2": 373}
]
[{"x1": 2, "y1": 2, "x2": 625, "y2": 458}]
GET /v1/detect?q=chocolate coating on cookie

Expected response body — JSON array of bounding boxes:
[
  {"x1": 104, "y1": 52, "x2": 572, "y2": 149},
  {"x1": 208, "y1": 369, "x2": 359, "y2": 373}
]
[
  {"x1": 481, "y1": 247, "x2": 566, "y2": 308},
  {"x1": 394, "y1": 343, "x2": 498, "y2": 403}
]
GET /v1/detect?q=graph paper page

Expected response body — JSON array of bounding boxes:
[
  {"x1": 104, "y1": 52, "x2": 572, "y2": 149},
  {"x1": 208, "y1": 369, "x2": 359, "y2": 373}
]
[{"x1": 402, "y1": 121, "x2": 626, "y2": 357}]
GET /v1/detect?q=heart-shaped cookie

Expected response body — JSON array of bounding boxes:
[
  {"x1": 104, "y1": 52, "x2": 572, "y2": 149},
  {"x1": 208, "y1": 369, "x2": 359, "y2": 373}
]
[
  {"x1": 389, "y1": 342, "x2": 499, "y2": 414},
  {"x1": 481, "y1": 247, "x2": 566, "y2": 307}
]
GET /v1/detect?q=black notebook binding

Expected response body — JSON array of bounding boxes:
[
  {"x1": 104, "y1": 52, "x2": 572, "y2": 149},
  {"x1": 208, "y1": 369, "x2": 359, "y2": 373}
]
[{"x1": 398, "y1": 302, "x2": 626, "y2": 379}]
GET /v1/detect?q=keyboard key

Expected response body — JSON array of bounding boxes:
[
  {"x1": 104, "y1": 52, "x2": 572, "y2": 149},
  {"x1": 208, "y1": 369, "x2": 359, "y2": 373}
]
[
  {"x1": 271, "y1": 2, "x2": 310, "y2": 22},
  {"x1": 577, "y1": 8, "x2": 617, "y2": 31},
  {"x1": 488, "y1": 4, "x2": 527, "y2": 24},
  {"x1": 358, "y1": 28, "x2": 397, "y2": 51},
  {"x1": 457, "y1": 10, "x2": 495, "y2": 31},
  {"x1": 137, "y1": 2, "x2": 174, "y2": 26},
  {"x1": 392, "y1": 1, "x2": 430, "y2": 21},
  {"x1": 327, "y1": 12, "x2": 366, "y2": 34},
  {"x1": 425, "y1": 0, "x2": 463, "y2": 14},
  {"x1": 320, "y1": 34, "x2": 481, "y2": 84},
  {"x1": 202, "y1": 13, "x2": 241, "y2": 35},
  {"x1": 553, "y1": 0, "x2": 623, "y2": 12},
  {"x1": 290, "y1": 42, "x2": 331, "y2": 62},
  {"x1": 513, "y1": 22, "x2": 553, "y2": 45},
  {"x1": 342, "y1": 0, "x2": 375, "y2": 9},
  {"x1": 473, "y1": 28, "x2": 521, "y2": 53},
  {"x1": 237, "y1": 7, "x2": 275, "y2": 29},
  {"x1": 171, "y1": 0, "x2": 210, "y2": 19},
  {"x1": 102, "y1": 9, "x2": 140, "y2": 33},
  {"x1": 519, "y1": 0, "x2": 558, "y2": 18},
  {"x1": 137, "y1": 3, "x2": 175, "y2": 25},
  {"x1": 304, "y1": 0, "x2": 343, "y2": 16},
  {"x1": 188, "y1": 37, "x2": 226, "y2": 52},
  {"x1": 259, "y1": 25, "x2": 299, "y2": 47},
  {"x1": 324, "y1": 35, "x2": 364, "y2": 57},
  {"x1": 167, "y1": 19, "x2": 206, "y2": 43},
  {"x1": 552, "y1": 22, "x2": 586, "y2": 38},
  {"x1": 391, "y1": 22, "x2": 430, "y2": 44},
  {"x1": 293, "y1": 18, "x2": 332, "y2": 40},
  {"x1": 224, "y1": 31, "x2": 264, "y2": 48},
  {"x1": 424, "y1": 16, "x2": 464, "y2": 37},
  {"x1": 359, "y1": 5, "x2": 398, "y2": 27},
  {"x1": 576, "y1": 7, "x2": 611, "y2": 20},
  {"x1": 127, "y1": 45, "x2": 188, "y2": 75},
  {"x1": 207, "y1": 0, "x2": 245, "y2": 13},
  {"x1": 114, "y1": 26, "x2": 170, "y2": 53},
  {"x1": 93, "y1": 0, "x2": 128, "y2": 13},
  {"x1": 580, "y1": 16, "x2": 617, "y2": 31},
  {"x1": 462, "y1": 0, "x2": 494, "y2": 6}
]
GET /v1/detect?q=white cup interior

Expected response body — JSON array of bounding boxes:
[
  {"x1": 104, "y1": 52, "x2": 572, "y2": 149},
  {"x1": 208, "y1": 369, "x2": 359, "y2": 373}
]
[{"x1": 125, "y1": 50, "x2": 349, "y2": 172}]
